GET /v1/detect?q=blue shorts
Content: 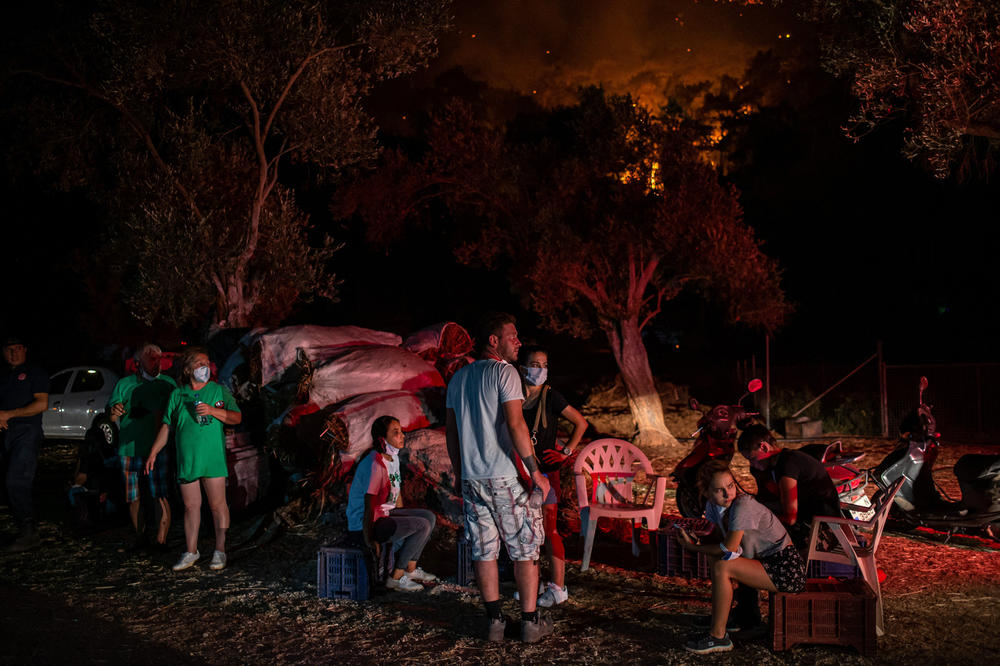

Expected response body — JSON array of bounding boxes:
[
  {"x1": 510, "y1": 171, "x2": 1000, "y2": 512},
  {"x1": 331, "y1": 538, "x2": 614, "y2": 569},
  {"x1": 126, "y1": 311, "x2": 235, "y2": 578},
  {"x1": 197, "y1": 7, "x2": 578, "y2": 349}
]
[{"x1": 462, "y1": 476, "x2": 544, "y2": 562}]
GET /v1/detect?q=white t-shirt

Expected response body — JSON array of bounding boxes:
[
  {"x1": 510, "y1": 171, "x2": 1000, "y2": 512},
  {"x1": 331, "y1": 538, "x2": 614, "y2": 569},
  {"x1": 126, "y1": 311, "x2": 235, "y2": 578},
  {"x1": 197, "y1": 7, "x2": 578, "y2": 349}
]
[
  {"x1": 445, "y1": 359, "x2": 524, "y2": 480},
  {"x1": 382, "y1": 450, "x2": 401, "y2": 514}
]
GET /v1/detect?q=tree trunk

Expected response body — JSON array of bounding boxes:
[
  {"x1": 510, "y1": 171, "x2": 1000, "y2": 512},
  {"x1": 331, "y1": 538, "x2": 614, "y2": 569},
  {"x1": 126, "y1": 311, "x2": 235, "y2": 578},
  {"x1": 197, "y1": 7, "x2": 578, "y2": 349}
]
[
  {"x1": 214, "y1": 271, "x2": 254, "y2": 330},
  {"x1": 602, "y1": 317, "x2": 679, "y2": 448}
]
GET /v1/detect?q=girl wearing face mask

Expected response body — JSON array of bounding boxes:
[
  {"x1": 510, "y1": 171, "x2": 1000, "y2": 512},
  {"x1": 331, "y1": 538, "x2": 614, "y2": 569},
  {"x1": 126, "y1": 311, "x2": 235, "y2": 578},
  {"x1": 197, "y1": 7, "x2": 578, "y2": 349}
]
[
  {"x1": 675, "y1": 459, "x2": 805, "y2": 655},
  {"x1": 517, "y1": 345, "x2": 589, "y2": 608},
  {"x1": 346, "y1": 415, "x2": 438, "y2": 592},
  {"x1": 146, "y1": 347, "x2": 241, "y2": 572}
]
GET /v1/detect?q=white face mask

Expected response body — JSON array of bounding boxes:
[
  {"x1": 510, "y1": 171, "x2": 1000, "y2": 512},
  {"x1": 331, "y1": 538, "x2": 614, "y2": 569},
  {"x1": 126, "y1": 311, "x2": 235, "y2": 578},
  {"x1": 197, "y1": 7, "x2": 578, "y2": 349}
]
[
  {"x1": 384, "y1": 442, "x2": 402, "y2": 457},
  {"x1": 140, "y1": 368, "x2": 159, "y2": 381},
  {"x1": 521, "y1": 366, "x2": 548, "y2": 386},
  {"x1": 192, "y1": 366, "x2": 211, "y2": 383}
]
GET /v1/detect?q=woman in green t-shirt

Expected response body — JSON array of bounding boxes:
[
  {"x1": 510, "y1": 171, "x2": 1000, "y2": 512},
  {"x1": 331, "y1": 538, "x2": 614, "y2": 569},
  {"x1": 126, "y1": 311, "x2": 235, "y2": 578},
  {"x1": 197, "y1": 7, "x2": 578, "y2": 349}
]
[{"x1": 146, "y1": 347, "x2": 242, "y2": 572}]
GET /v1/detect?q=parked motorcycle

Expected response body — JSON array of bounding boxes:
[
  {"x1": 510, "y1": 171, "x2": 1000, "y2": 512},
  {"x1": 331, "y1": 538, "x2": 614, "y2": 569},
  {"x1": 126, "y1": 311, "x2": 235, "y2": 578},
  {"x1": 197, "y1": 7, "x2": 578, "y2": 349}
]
[
  {"x1": 671, "y1": 379, "x2": 762, "y2": 517},
  {"x1": 872, "y1": 376, "x2": 1000, "y2": 539}
]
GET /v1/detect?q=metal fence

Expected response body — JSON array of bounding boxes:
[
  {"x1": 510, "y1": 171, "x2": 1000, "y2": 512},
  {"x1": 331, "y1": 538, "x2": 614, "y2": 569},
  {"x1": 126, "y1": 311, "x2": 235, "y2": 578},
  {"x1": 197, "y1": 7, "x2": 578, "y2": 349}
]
[
  {"x1": 885, "y1": 363, "x2": 1000, "y2": 441},
  {"x1": 738, "y1": 349, "x2": 1000, "y2": 441}
]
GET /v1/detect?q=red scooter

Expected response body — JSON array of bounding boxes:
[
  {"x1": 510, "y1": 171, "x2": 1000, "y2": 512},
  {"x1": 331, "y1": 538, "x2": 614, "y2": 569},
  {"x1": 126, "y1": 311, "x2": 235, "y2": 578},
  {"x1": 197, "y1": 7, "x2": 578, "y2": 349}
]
[{"x1": 671, "y1": 379, "x2": 762, "y2": 517}]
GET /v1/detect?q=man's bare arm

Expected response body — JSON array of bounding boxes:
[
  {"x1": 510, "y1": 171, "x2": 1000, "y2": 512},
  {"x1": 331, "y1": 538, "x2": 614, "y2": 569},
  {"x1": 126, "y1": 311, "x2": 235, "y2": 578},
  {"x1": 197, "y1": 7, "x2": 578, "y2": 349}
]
[{"x1": 778, "y1": 476, "x2": 800, "y2": 525}]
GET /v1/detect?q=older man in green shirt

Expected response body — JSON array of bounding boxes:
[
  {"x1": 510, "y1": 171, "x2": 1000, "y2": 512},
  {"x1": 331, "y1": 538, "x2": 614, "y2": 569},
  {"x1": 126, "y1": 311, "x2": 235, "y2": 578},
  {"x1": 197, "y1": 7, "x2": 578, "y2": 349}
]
[{"x1": 108, "y1": 343, "x2": 176, "y2": 549}]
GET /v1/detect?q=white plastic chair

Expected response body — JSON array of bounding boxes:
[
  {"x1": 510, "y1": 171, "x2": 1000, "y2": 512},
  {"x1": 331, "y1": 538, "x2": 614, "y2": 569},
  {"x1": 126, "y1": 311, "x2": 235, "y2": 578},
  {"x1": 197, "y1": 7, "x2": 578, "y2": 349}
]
[
  {"x1": 805, "y1": 476, "x2": 905, "y2": 636},
  {"x1": 574, "y1": 438, "x2": 667, "y2": 571}
]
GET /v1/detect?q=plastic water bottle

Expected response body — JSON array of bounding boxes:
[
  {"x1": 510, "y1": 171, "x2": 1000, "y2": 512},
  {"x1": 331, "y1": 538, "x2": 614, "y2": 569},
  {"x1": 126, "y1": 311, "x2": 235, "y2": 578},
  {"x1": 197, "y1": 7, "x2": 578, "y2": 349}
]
[
  {"x1": 193, "y1": 394, "x2": 208, "y2": 425},
  {"x1": 528, "y1": 483, "x2": 545, "y2": 509}
]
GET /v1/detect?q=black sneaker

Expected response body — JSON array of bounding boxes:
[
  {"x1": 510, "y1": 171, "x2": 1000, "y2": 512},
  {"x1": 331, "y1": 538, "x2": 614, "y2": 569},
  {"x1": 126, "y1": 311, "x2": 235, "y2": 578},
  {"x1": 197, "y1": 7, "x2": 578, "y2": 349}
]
[
  {"x1": 685, "y1": 632, "x2": 733, "y2": 654},
  {"x1": 733, "y1": 622, "x2": 767, "y2": 640}
]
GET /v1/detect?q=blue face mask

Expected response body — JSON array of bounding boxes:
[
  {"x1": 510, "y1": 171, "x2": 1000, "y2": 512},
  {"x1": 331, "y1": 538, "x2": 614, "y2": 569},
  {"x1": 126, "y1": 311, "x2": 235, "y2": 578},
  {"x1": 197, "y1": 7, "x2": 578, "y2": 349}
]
[
  {"x1": 193, "y1": 366, "x2": 211, "y2": 383},
  {"x1": 521, "y1": 366, "x2": 548, "y2": 386}
]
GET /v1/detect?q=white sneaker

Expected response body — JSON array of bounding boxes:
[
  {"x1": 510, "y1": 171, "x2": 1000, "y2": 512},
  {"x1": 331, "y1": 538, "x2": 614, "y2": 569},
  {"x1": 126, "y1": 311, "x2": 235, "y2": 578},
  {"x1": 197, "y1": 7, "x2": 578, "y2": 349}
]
[
  {"x1": 209, "y1": 550, "x2": 227, "y2": 570},
  {"x1": 513, "y1": 581, "x2": 547, "y2": 601},
  {"x1": 386, "y1": 574, "x2": 423, "y2": 592},
  {"x1": 537, "y1": 582, "x2": 568, "y2": 607},
  {"x1": 172, "y1": 551, "x2": 200, "y2": 571},
  {"x1": 406, "y1": 566, "x2": 437, "y2": 582}
]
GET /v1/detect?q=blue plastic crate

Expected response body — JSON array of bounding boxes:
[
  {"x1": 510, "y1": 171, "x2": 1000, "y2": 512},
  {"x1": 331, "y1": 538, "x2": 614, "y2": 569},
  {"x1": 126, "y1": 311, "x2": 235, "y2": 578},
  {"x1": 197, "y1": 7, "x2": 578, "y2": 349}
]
[
  {"x1": 806, "y1": 559, "x2": 859, "y2": 579},
  {"x1": 318, "y1": 547, "x2": 371, "y2": 600},
  {"x1": 317, "y1": 545, "x2": 394, "y2": 600}
]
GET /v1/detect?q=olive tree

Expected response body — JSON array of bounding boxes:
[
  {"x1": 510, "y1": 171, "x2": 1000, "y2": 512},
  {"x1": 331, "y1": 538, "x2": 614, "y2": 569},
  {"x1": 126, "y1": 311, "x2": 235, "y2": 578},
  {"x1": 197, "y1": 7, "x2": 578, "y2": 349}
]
[{"x1": 9, "y1": 0, "x2": 451, "y2": 328}]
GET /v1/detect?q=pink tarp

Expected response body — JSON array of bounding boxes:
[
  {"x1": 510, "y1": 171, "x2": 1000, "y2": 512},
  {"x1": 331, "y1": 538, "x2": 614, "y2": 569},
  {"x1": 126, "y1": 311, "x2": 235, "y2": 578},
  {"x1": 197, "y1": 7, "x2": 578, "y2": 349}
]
[
  {"x1": 332, "y1": 390, "x2": 440, "y2": 461},
  {"x1": 256, "y1": 325, "x2": 402, "y2": 386},
  {"x1": 308, "y1": 345, "x2": 445, "y2": 408},
  {"x1": 401, "y1": 322, "x2": 476, "y2": 383},
  {"x1": 402, "y1": 321, "x2": 473, "y2": 361}
]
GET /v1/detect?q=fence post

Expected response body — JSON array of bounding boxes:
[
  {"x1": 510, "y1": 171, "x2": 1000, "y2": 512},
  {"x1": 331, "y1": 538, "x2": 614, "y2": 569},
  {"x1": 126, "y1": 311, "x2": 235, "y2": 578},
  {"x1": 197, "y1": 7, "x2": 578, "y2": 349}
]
[
  {"x1": 765, "y1": 333, "x2": 771, "y2": 429},
  {"x1": 878, "y1": 341, "x2": 888, "y2": 437},
  {"x1": 977, "y1": 365, "x2": 983, "y2": 435}
]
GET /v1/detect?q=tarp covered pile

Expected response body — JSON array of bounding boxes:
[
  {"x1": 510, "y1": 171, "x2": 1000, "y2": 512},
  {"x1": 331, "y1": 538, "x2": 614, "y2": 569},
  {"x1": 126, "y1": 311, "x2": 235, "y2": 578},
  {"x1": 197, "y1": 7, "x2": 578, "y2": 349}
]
[{"x1": 220, "y1": 322, "x2": 473, "y2": 520}]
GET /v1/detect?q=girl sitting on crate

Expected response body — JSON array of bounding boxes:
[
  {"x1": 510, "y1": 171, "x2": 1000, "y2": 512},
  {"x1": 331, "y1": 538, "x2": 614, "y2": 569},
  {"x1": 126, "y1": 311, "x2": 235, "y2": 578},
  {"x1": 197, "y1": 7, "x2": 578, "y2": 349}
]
[
  {"x1": 346, "y1": 415, "x2": 438, "y2": 592},
  {"x1": 675, "y1": 458, "x2": 806, "y2": 655}
]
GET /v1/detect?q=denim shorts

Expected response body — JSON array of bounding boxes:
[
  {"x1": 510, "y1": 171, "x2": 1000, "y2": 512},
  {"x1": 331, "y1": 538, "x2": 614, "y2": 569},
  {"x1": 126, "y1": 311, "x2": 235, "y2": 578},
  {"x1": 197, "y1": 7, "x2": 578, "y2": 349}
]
[{"x1": 462, "y1": 476, "x2": 544, "y2": 562}]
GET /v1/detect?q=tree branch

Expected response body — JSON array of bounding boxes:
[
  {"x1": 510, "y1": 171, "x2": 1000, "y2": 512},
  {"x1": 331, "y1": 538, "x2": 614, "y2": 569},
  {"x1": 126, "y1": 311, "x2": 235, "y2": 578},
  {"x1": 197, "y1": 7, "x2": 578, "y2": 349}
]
[
  {"x1": 21, "y1": 69, "x2": 203, "y2": 219},
  {"x1": 262, "y1": 42, "x2": 362, "y2": 140}
]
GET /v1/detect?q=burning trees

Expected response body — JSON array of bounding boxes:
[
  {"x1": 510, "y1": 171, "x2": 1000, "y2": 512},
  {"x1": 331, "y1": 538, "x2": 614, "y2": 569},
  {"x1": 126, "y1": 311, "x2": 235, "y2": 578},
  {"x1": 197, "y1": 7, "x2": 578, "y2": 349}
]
[{"x1": 339, "y1": 88, "x2": 789, "y2": 447}]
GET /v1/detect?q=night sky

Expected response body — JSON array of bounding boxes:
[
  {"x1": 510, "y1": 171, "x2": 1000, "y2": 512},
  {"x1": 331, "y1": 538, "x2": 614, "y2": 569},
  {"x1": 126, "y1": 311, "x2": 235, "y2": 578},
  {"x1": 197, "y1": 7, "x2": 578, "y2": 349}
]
[{"x1": 2, "y1": 0, "x2": 998, "y2": 379}]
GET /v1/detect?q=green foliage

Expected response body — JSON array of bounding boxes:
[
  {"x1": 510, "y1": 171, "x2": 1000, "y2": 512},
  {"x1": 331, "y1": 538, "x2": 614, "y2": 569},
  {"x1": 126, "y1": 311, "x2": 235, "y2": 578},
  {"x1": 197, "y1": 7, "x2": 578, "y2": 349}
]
[
  {"x1": 794, "y1": 0, "x2": 1000, "y2": 178},
  {"x1": 771, "y1": 387, "x2": 878, "y2": 435}
]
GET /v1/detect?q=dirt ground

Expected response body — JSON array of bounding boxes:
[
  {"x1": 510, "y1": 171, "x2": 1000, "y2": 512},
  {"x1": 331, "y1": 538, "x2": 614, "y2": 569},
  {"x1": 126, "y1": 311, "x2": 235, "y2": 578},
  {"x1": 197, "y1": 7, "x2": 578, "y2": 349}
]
[{"x1": 2, "y1": 421, "x2": 999, "y2": 664}]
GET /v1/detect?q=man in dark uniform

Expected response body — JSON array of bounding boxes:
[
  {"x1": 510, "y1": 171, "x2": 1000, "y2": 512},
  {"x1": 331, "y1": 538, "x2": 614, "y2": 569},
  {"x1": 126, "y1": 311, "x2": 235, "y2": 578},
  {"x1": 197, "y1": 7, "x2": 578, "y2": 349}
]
[
  {"x1": 737, "y1": 424, "x2": 840, "y2": 549},
  {"x1": 0, "y1": 336, "x2": 49, "y2": 552}
]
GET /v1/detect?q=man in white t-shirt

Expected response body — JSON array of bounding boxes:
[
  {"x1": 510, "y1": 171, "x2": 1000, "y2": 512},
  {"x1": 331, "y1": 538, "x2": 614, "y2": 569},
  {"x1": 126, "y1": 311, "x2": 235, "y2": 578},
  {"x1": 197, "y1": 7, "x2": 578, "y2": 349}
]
[{"x1": 446, "y1": 312, "x2": 553, "y2": 643}]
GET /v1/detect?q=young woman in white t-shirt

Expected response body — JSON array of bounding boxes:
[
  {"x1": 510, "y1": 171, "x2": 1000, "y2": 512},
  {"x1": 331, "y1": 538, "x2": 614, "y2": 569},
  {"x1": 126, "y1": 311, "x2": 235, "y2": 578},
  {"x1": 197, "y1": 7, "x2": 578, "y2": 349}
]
[{"x1": 346, "y1": 415, "x2": 438, "y2": 591}]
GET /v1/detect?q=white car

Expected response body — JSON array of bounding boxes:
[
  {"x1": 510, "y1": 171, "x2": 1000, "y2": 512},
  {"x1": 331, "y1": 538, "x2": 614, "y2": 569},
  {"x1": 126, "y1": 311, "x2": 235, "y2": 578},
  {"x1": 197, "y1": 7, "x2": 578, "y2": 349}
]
[{"x1": 42, "y1": 366, "x2": 120, "y2": 440}]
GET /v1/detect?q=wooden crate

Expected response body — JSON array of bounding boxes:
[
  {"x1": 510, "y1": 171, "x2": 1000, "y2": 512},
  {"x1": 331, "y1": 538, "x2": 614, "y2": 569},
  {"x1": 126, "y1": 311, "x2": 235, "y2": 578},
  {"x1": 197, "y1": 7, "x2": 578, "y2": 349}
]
[{"x1": 770, "y1": 579, "x2": 877, "y2": 657}]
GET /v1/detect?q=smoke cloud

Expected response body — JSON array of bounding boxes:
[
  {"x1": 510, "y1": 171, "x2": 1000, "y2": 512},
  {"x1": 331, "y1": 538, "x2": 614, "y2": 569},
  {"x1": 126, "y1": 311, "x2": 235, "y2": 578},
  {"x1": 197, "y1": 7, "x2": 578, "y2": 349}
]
[{"x1": 432, "y1": 0, "x2": 799, "y2": 108}]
